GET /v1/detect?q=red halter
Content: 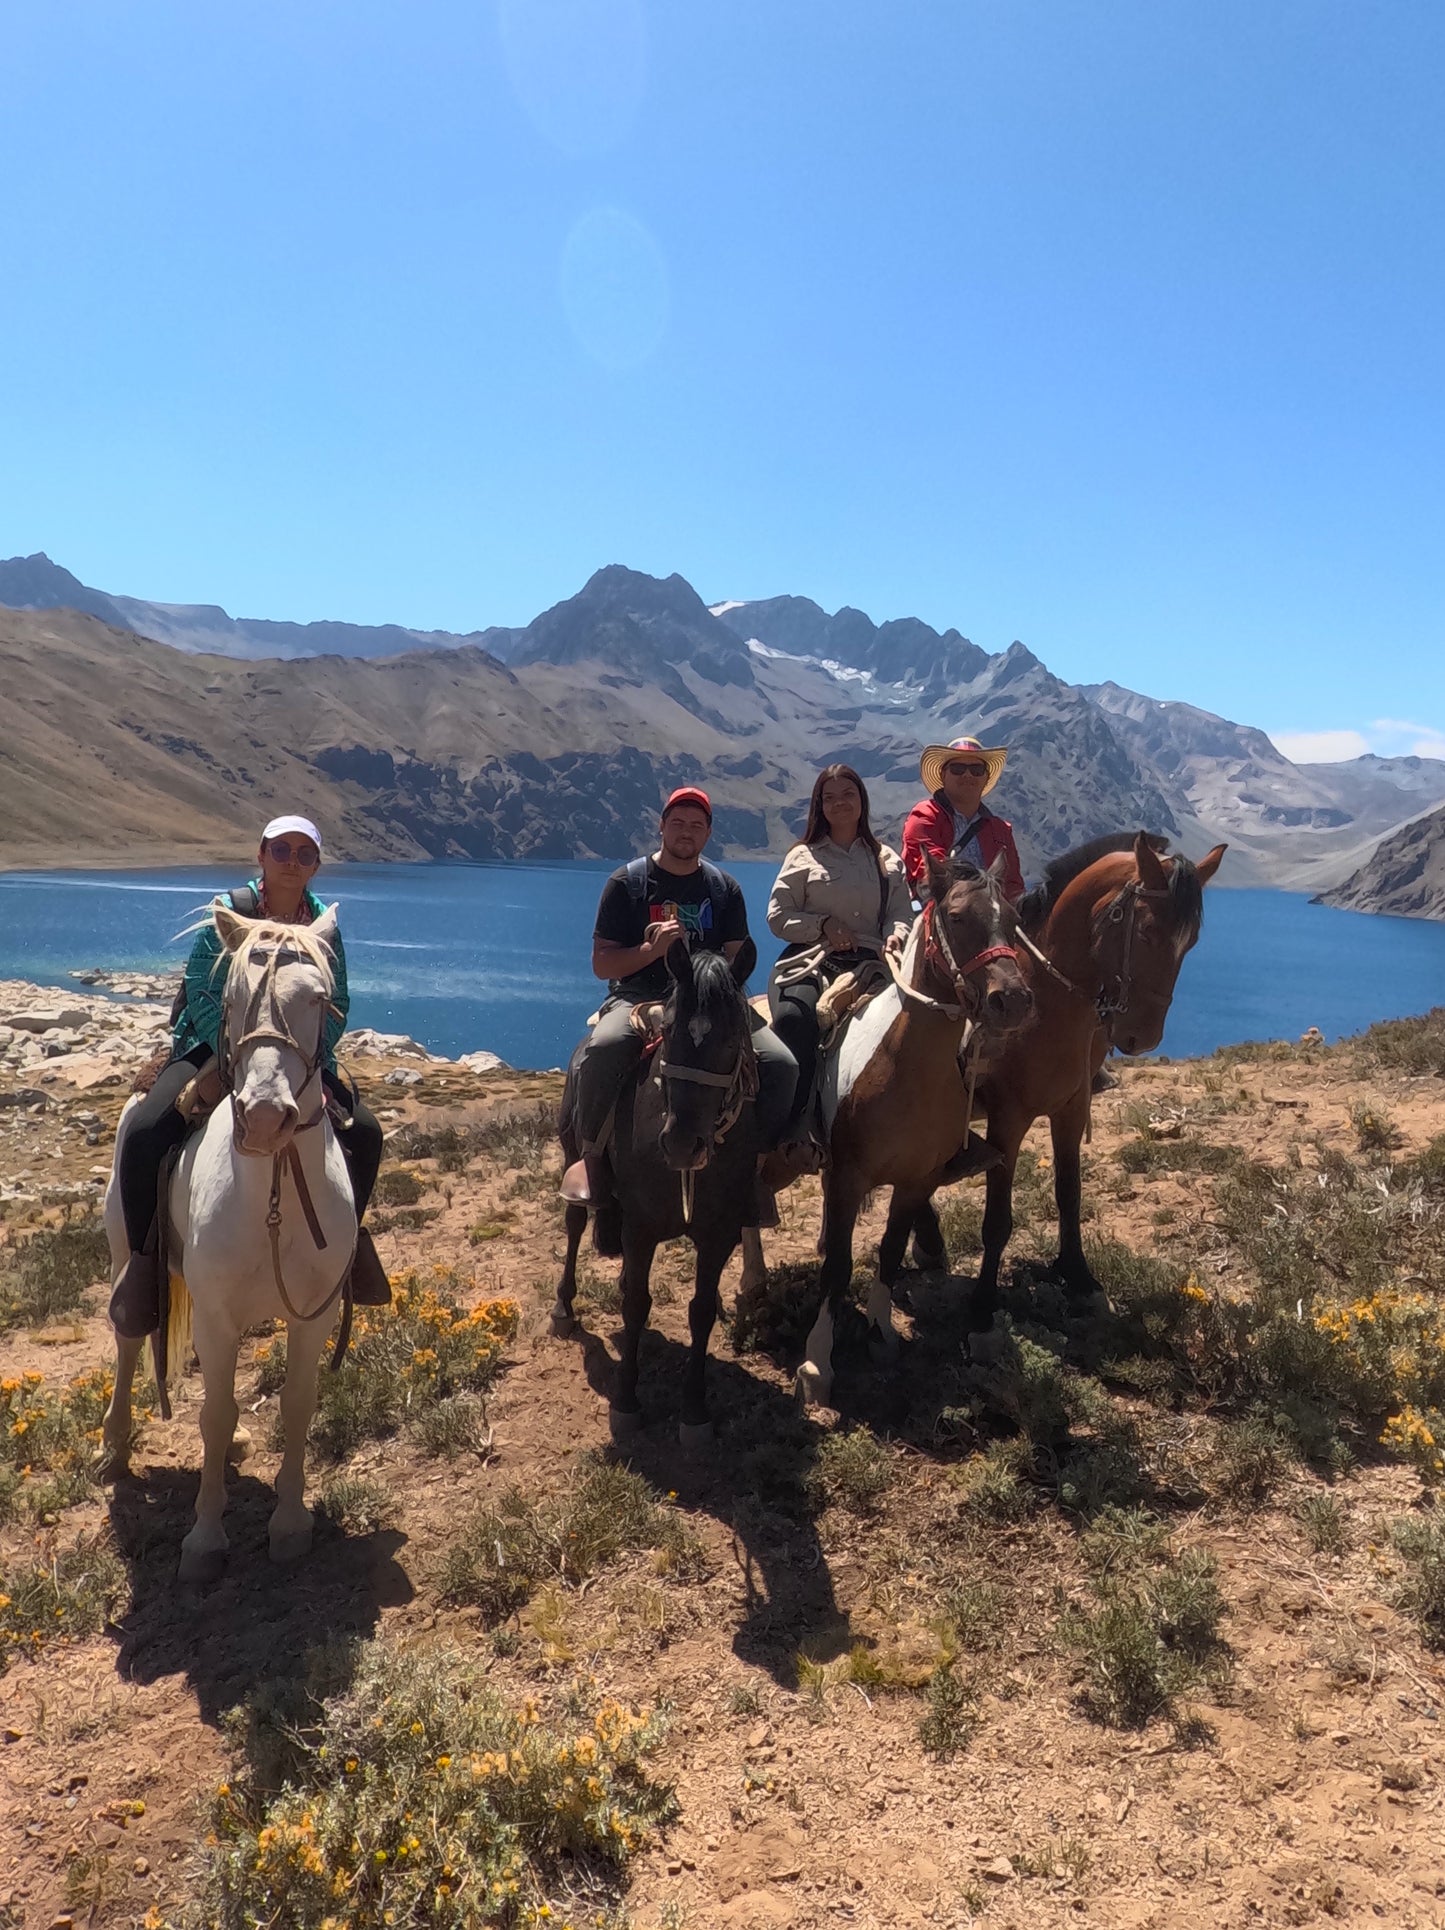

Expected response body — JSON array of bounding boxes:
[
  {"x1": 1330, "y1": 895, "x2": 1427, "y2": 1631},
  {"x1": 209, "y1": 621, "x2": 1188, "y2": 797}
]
[{"x1": 922, "y1": 901, "x2": 1019, "y2": 1002}]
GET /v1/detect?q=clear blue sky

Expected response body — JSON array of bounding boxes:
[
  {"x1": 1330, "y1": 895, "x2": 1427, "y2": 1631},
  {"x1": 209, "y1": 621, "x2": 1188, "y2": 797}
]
[{"x1": 2, "y1": 1, "x2": 1441, "y2": 759}]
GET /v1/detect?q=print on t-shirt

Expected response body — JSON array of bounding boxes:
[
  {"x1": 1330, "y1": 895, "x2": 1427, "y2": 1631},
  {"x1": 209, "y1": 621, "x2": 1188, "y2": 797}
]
[{"x1": 649, "y1": 894, "x2": 714, "y2": 943}]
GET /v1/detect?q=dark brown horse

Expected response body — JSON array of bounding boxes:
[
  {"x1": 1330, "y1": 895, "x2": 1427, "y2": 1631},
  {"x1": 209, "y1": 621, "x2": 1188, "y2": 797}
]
[
  {"x1": 555, "y1": 938, "x2": 760, "y2": 1444},
  {"x1": 784, "y1": 851, "x2": 1035, "y2": 1406},
  {"x1": 971, "y1": 831, "x2": 1226, "y2": 1323}
]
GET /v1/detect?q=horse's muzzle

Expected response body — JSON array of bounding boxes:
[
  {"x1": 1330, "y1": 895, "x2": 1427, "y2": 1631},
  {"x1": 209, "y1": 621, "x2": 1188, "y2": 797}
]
[
  {"x1": 660, "y1": 1124, "x2": 710, "y2": 1172},
  {"x1": 984, "y1": 977, "x2": 1034, "y2": 1031},
  {"x1": 233, "y1": 1095, "x2": 300, "y2": 1156}
]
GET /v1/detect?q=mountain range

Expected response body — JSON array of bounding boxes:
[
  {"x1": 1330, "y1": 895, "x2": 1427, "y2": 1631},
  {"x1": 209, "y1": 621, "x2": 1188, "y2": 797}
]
[{"x1": 3, "y1": 550, "x2": 1444, "y2": 906}]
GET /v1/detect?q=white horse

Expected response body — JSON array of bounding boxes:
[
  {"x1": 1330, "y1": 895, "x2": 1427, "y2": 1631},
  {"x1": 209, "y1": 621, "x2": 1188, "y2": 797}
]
[{"x1": 98, "y1": 904, "x2": 358, "y2": 1580}]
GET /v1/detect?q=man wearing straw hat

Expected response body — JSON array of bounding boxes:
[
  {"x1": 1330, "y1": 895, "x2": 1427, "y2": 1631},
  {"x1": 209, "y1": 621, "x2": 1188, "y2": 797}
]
[{"x1": 902, "y1": 736, "x2": 1025, "y2": 902}]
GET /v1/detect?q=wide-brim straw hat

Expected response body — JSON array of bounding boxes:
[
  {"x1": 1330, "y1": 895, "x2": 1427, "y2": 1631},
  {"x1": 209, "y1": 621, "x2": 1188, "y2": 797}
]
[{"x1": 919, "y1": 736, "x2": 1008, "y2": 797}]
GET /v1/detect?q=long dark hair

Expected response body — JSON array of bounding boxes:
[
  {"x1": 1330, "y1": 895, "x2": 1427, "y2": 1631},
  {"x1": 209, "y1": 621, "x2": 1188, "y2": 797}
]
[{"x1": 802, "y1": 764, "x2": 881, "y2": 857}]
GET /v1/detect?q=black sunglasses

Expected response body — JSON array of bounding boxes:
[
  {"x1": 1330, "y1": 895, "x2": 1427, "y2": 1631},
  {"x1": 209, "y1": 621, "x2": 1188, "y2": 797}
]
[
  {"x1": 943, "y1": 761, "x2": 989, "y2": 780},
  {"x1": 266, "y1": 839, "x2": 320, "y2": 865}
]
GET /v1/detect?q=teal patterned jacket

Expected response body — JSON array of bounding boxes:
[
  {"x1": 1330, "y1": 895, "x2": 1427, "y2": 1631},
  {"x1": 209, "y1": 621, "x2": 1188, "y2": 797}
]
[{"x1": 171, "y1": 882, "x2": 349, "y2": 1071}]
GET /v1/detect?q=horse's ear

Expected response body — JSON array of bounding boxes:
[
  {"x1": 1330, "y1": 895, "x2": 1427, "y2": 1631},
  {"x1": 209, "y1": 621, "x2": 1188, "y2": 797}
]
[
  {"x1": 1135, "y1": 832, "x2": 1169, "y2": 892},
  {"x1": 985, "y1": 848, "x2": 1009, "y2": 888},
  {"x1": 729, "y1": 937, "x2": 757, "y2": 988},
  {"x1": 1195, "y1": 844, "x2": 1227, "y2": 885},
  {"x1": 665, "y1": 938, "x2": 692, "y2": 989},
  {"x1": 310, "y1": 903, "x2": 340, "y2": 953},
  {"x1": 923, "y1": 850, "x2": 954, "y2": 904},
  {"x1": 213, "y1": 900, "x2": 250, "y2": 953}
]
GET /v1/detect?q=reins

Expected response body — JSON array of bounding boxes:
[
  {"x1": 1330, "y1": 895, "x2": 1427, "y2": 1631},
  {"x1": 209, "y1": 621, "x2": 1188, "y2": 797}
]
[{"x1": 886, "y1": 897, "x2": 1020, "y2": 1022}]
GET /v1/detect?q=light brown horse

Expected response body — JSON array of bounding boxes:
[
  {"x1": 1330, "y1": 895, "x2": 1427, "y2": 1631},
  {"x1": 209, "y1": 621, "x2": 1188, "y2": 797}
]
[
  {"x1": 971, "y1": 830, "x2": 1226, "y2": 1323},
  {"x1": 785, "y1": 851, "x2": 1035, "y2": 1406}
]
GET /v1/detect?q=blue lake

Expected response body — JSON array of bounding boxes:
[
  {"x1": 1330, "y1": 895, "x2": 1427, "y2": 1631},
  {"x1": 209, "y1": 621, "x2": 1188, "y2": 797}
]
[{"x1": 0, "y1": 862, "x2": 1442, "y2": 1069}]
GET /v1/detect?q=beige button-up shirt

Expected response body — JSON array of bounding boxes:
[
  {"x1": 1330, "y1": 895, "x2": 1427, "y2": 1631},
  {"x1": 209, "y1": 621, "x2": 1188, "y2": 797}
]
[{"x1": 766, "y1": 838, "x2": 915, "y2": 953}]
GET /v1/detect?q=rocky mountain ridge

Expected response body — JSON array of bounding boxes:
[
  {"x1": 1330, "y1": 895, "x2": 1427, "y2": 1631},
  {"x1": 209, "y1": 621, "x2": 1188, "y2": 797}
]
[
  {"x1": 1315, "y1": 802, "x2": 1445, "y2": 920},
  {"x1": 4, "y1": 556, "x2": 1445, "y2": 895}
]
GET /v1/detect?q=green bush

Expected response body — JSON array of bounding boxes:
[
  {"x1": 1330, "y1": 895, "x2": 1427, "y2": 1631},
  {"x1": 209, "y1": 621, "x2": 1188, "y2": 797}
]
[
  {"x1": 807, "y1": 1428, "x2": 895, "y2": 1515},
  {"x1": 189, "y1": 1636, "x2": 675, "y2": 1929}
]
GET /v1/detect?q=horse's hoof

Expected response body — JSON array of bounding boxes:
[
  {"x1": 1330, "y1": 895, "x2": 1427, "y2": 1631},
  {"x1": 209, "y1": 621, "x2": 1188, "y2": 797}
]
[
  {"x1": 228, "y1": 1425, "x2": 252, "y2": 1464},
  {"x1": 794, "y1": 1363, "x2": 832, "y2": 1410},
  {"x1": 550, "y1": 1307, "x2": 578, "y2": 1339},
  {"x1": 868, "y1": 1323, "x2": 901, "y2": 1362},
  {"x1": 910, "y1": 1242, "x2": 947, "y2": 1274},
  {"x1": 269, "y1": 1525, "x2": 314, "y2": 1566},
  {"x1": 92, "y1": 1445, "x2": 129, "y2": 1484},
  {"x1": 966, "y1": 1325, "x2": 1007, "y2": 1364},
  {"x1": 609, "y1": 1406, "x2": 643, "y2": 1441},
  {"x1": 178, "y1": 1542, "x2": 227, "y2": 1585},
  {"x1": 865, "y1": 1282, "x2": 898, "y2": 1358},
  {"x1": 679, "y1": 1420, "x2": 715, "y2": 1451}
]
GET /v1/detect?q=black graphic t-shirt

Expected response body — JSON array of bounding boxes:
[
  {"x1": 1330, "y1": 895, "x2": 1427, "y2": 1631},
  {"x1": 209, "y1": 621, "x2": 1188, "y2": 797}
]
[{"x1": 593, "y1": 858, "x2": 749, "y2": 998}]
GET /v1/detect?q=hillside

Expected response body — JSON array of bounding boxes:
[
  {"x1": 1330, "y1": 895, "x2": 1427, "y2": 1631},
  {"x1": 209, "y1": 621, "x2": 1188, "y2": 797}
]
[
  {"x1": 1316, "y1": 801, "x2": 1445, "y2": 919},
  {"x1": 3, "y1": 1002, "x2": 1445, "y2": 1927},
  {"x1": 6, "y1": 559, "x2": 1445, "y2": 886},
  {"x1": 0, "y1": 579, "x2": 1182, "y2": 875}
]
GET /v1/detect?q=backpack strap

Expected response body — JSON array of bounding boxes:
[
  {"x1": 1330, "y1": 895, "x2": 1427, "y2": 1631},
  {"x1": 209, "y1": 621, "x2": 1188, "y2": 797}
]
[
  {"x1": 624, "y1": 856, "x2": 650, "y2": 902},
  {"x1": 698, "y1": 859, "x2": 730, "y2": 937}
]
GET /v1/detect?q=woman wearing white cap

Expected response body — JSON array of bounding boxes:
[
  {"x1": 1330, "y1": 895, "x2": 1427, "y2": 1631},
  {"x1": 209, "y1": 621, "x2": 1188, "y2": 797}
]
[{"x1": 109, "y1": 816, "x2": 388, "y2": 1338}]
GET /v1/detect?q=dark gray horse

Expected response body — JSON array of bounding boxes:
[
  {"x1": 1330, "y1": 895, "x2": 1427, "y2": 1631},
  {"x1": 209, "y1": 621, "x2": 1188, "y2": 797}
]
[{"x1": 555, "y1": 937, "x2": 760, "y2": 1445}]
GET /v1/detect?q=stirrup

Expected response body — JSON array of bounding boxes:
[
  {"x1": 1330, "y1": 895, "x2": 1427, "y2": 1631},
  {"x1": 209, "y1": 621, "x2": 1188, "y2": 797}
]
[{"x1": 939, "y1": 1133, "x2": 1003, "y2": 1184}]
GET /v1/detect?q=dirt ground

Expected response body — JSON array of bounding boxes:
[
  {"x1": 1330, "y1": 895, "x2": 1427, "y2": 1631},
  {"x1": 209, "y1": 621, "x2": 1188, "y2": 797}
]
[{"x1": 1, "y1": 1034, "x2": 1444, "y2": 1930}]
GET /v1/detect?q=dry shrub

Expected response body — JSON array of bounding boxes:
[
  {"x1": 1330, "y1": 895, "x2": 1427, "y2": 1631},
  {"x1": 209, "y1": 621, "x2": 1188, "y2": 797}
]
[
  {"x1": 1355, "y1": 1008, "x2": 1445, "y2": 1078},
  {"x1": 1, "y1": 1534, "x2": 126, "y2": 1671},
  {"x1": 440, "y1": 1457, "x2": 707, "y2": 1623},
  {"x1": 189, "y1": 1636, "x2": 674, "y2": 1929},
  {"x1": 1063, "y1": 1523, "x2": 1227, "y2": 1728},
  {"x1": 372, "y1": 1166, "x2": 425, "y2": 1206},
  {"x1": 1388, "y1": 1517, "x2": 1445, "y2": 1648},
  {"x1": 0, "y1": 1216, "x2": 110, "y2": 1331}
]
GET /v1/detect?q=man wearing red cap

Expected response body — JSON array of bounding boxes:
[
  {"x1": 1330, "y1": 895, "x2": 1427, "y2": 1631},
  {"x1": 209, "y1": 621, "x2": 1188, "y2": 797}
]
[
  {"x1": 570, "y1": 787, "x2": 796, "y2": 1235},
  {"x1": 902, "y1": 736, "x2": 1025, "y2": 902}
]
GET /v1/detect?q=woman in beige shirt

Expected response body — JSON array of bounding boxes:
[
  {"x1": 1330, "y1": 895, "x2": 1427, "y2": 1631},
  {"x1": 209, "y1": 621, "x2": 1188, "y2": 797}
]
[{"x1": 766, "y1": 764, "x2": 915, "y2": 1149}]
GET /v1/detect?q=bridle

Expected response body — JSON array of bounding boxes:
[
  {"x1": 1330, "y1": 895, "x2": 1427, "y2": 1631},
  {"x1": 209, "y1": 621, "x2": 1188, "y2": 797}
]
[
  {"x1": 654, "y1": 1013, "x2": 759, "y2": 1224},
  {"x1": 221, "y1": 944, "x2": 331, "y2": 1133},
  {"x1": 220, "y1": 943, "x2": 353, "y2": 1345},
  {"x1": 891, "y1": 892, "x2": 1020, "y2": 1023},
  {"x1": 1017, "y1": 877, "x2": 1173, "y2": 1041}
]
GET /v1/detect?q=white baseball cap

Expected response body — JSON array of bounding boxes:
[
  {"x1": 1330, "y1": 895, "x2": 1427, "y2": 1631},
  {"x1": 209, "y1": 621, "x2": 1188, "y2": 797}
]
[{"x1": 260, "y1": 815, "x2": 323, "y2": 851}]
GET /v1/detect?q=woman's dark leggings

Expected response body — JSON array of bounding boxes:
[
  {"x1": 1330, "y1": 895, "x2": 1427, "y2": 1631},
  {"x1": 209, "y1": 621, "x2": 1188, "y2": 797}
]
[
  {"x1": 119, "y1": 1055, "x2": 384, "y2": 1252},
  {"x1": 771, "y1": 978, "x2": 822, "y2": 1131}
]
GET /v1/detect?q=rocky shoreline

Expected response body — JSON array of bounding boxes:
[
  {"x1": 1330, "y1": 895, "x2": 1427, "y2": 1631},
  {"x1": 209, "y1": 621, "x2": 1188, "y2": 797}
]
[{"x1": 0, "y1": 975, "x2": 512, "y2": 1214}]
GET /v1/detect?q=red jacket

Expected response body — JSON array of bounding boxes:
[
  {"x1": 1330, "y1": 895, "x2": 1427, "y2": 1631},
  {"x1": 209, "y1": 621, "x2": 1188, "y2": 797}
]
[{"x1": 902, "y1": 796, "x2": 1026, "y2": 903}]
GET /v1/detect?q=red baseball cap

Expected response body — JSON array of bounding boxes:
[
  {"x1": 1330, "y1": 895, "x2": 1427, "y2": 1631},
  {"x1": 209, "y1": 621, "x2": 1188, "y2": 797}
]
[{"x1": 661, "y1": 786, "x2": 712, "y2": 822}]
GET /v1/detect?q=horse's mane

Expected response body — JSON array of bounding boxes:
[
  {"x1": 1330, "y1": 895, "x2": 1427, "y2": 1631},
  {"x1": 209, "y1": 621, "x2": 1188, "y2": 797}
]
[
  {"x1": 221, "y1": 916, "x2": 337, "y2": 997},
  {"x1": 684, "y1": 949, "x2": 746, "y2": 1026},
  {"x1": 1017, "y1": 833, "x2": 1170, "y2": 935}
]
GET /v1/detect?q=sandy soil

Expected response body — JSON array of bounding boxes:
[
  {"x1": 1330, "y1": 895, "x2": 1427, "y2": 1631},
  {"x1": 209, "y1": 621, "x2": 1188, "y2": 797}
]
[{"x1": 1, "y1": 1026, "x2": 1443, "y2": 1930}]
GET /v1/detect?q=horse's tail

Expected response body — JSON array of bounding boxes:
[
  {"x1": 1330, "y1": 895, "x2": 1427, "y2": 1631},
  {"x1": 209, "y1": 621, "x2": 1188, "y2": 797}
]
[{"x1": 165, "y1": 1268, "x2": 193, "y2": 1407}]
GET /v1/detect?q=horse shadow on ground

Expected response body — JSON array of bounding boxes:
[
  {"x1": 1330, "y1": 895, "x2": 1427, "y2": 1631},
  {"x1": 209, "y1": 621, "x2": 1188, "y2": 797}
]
[
  {"x1": 562, "y1": 1246, "x2": 1196, "y2": 1674},
  {"x1": 564, "y1": 1315, "x2": 859, "y2": 1688},
  {"x1": 105, "y1": 1464, "x2": 414, "y2": 1728}
]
